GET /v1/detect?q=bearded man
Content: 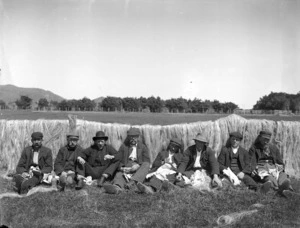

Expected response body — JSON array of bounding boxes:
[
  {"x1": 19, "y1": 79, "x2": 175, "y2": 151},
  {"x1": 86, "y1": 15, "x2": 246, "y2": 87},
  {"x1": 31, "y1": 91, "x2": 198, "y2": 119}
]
[
  {"x1": 103, "y1": 127, "x2": 150, "y2": 194},
  {"x1": 14, "y1": 132, "x2": 53, "y2": 194},
  {"x1": 249, "y1": 130, "x2": 294, "y2": 196},
  {"x1": 54, "y1": 132, "x2": 83, "y2": 191},
  {"x1": 76, "y1": 131, "x2": 119, "y2": 190}
]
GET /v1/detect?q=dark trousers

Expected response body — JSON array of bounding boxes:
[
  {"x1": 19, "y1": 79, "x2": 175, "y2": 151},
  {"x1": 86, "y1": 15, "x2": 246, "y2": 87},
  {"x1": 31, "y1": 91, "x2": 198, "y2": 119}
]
[
  {"x1": 241, "y1": 174, "x2": 258, "y2": 190},
  {"x1": 113, "y1": 162, "x2": 150, "y2": 188},
  {"x1": 146, "y1": 174, "x2": 177, "y2": 191},
  {"x1": 77, "y1": 160, "x2": 120, "y2": 180}
]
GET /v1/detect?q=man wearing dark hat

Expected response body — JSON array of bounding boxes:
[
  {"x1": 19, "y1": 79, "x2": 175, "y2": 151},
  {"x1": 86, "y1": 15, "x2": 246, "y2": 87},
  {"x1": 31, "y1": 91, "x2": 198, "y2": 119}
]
[
  {"x1": 54, "y1": 132, "x2": 83, "y2": 191},
  {"x1": 13, "y1": 132, "x2": 53, "y2": 194},
  {"x1": 75, "y1": 131, "x2": 119, "y2": 190},
  {"x1": 176, "y1": 133, "x2": 222, "y2": 188},
  {"x1": 218, "y1": 132, "x2": 258, "y2": 191},
  {"x1": 249, "y1": 130, "x2": 293, "y2": 196},
  {"x1": 137, "y1": 138, "x2": 183, "y2": 194},
  {"x1": 104, "y1": 127, "x2": 150, "y2": 194}
]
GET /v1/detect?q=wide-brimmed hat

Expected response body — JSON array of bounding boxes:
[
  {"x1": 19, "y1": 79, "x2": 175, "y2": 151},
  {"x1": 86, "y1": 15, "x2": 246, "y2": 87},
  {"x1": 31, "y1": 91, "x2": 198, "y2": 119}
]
[
  {"x1": 193, "y1": 133, "x2": 208, "y2": 143},
  {"x1": 31, "y1": 132, "x2": 43, "y2": 140},
  {"x1": 127, "y1": 127, "x2": 140, "y2": 136},
  {"x1": 229, "y1": 131, "x2": 243, "y2": 140},
  {"x1": 260, "y1": 130, "x2": 272, "y2": 139},
  {"x1": 93, "y1": 131, "x2": 108, "y2": 141},
  {"x1": 169, "y1": 138, "x2": 182, "y2": 148},
  {"x1": 67, "y1": 132, "x2": 79, "y2": 141}
]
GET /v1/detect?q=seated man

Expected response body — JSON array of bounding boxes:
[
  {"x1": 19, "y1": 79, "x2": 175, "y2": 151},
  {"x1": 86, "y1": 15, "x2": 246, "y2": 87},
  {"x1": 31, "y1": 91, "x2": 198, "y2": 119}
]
[
  {"x1": 103, "y1": 127, "x2": 150, "y2": 194},
  {"x1": 249, "y1": 130, "x2": 294, "y2": 196},
  {"x1": 76, "y1": 131, "x2": 119, "y2": 190},
  {"x1": 218, "y1": 132, "x2": 258, "y2": 191},
  {"x1": 137, "y1": 138, "x2": 183, "y2": 194},
  {"x1": 13, "y1": 132, "x2": 53, "y2": 194},
  {"x1": 176, "y1": 133, "x2": 222, "y2": 189},
  {"x1": 54, "y1": 132, "x2": 83, "y2": 191}
]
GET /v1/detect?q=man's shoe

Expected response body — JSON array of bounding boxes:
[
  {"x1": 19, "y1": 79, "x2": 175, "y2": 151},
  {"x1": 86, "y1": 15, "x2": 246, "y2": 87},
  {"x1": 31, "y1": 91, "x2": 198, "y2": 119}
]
[
  {"x1": 97, "y1": 176, "x2": 106, "y2": 187},
  {"x1": 278, "y1": 180, "x2": 291, "y2": 194},
  {"x1": 137, "y1": 182, "x2": 154, "y2": 194},
  {"x1": 282, "y1": 190, "x2": 294, "y2": 199},
  {"x1": 260, "y1": 181, "x2": 272, "y2": 194},
  {"x1": 161, "y1": 180, "x2": 176, "y2": 192},
  {"x1": 75, "y1": 179, "x2": 84, "y2": 190},
  {"x1": 125, "y1": 181, "x2": 138, "y2": 192},
  {"x1": 103, "y1": 184, "x2": 123, "y2": 194}
]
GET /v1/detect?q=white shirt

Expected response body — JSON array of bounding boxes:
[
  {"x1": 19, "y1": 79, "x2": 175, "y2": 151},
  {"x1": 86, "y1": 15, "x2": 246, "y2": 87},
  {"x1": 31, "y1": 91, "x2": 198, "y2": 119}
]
[
  {"x1": 194, "y1": 150, "x2": 202, "y2": 168},
  {"x1": 129, "y1": 145, "x2": 137, "y2": 161},
  {"x1": 232, "y1": 147, "x2": 239, "y2": 154},
  {"x1": 33, "y1": 151, "x2": 39, "y2": 164}
]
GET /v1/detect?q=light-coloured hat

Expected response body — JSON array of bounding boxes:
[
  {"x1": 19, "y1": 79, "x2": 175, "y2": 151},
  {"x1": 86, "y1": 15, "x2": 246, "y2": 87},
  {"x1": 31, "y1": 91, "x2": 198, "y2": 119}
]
[{"x1": 193, "y1": 133, "x2": 208, "y2": 143}]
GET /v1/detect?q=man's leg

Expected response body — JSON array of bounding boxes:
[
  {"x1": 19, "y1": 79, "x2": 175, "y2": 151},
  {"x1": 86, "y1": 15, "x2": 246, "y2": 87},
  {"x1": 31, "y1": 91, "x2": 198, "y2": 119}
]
[
  {"x1": 20, "y1": 176, "x2": 41, "y2": 194},
  {"x1": 278, "y1": 172, "x2": 291, "y2": 193},
  {"x1": 131, "y1": 162, "x2": 150, "y2": 183},
  {"x1": 242, "y1": 174, "x2": 258, "y2": 191}
]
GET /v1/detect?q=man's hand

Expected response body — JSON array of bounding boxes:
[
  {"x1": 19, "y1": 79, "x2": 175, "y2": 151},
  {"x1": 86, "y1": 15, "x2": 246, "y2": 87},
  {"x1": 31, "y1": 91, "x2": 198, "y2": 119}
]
[
  {"x1": 121, "y1": 167, "x2": 132, "y2": 173},
  {"x1": 212, "y1": 174, "x2": 222, "y2": 188},
  {"x1": 131, "y1": 164, "x2": 140, "y2": 172},
  {"x1": 77, "y1": 157, "x2": 85, "y2": 165},
  {"x1": 104, "y1": 154, "x2": 115, "y2": 160},
  {"x1": 21, "y1": 172, "x2": 30, "y2": 178},
  {"x1": 237, "y1": 172, "x2": 245, "y2": 180}
]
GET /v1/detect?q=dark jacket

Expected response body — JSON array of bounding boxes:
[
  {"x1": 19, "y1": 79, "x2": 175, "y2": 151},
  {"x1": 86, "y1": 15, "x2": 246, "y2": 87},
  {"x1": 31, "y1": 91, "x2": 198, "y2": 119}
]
[
  {"x1": 79, "y1": 144, "x2": 118, "y2": 167},
  {"x1": 249, "y1": 143, "x2": 284, "y2": 172},
  {"x1": 177, "y1": 145, "x2": 219, "y2": 176},
  {"x1": 218, "y1": 146, "x2": 251, "y2": 174},
  {"x1": 16, "y1": 146, "x2": 53, "y2": 174},
  {"x1": 150, "y1": 150, "x2": 183, "y2": 173},
  {"x1": 54, "y1": 145, "x2": 83, "y2": 175},
  {"x1": 116, "y1": 140, "x2": 150, "y2": 169}
]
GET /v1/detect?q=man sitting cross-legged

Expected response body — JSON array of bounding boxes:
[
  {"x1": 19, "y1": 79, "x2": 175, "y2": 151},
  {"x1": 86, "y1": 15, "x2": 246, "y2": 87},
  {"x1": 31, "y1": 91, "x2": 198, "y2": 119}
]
[
  {"x1": 76, "y1": 131, "x2": 120, "y2": 190},
  {"x1": 176, "y1": 133, "x2": 222, "y2": 189},
  {"x1": 103, "y1": 127, "x2": 150, "y2": 194},
  {"x1": 137, "y1": 138, "x2": 183, "y2": 194},
  {"x1": 54, "y1": 132, "x2": 83, "y2": 191},
  {"x1": 13, "y1": 132, "x2": 53, "y2": 194},
  {"x1": 218, "y1": 131, "x2": 258, "y2": 191}
]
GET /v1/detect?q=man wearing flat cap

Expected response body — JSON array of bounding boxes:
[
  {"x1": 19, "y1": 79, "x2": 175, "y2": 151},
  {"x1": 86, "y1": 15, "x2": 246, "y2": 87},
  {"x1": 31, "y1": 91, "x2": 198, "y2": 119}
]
[
  {"x1": 104, "y1": 127, "x2": 150, "y2": 194},
  {"x1": 75, "y1": 131, "x2": 120, "y2": 190},
  {"x1": 176, "y1": 133, "x2": 222, "y2": 188},
  {"x1": 137, "y1": 138, "x2": 183, "y2": 194},
  {"x1": 249, "y1": 130, "x2": 293, "y2": 196},
  {"x1": 14, "y1": 132, "x2": 53, "y2": 194},
  {"x1": 54, "y1": 132, "x2": 83, "y2": 191},
  {"x1": 218, "y1": 132, "x2": 258, "y2": 191}
]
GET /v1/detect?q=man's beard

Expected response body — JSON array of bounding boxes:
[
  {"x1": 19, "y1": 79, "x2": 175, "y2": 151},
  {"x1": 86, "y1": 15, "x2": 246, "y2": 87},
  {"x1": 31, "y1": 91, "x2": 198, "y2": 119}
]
[
  {"x1": 130, "y1": 139, "x2": 137, "y2": 146},
  {"x1": 32, "y1": 144, "x2": 41, "y2": 151},
  {"x1": 96, "y1": 144, "x2": 104, "y2": 150}
]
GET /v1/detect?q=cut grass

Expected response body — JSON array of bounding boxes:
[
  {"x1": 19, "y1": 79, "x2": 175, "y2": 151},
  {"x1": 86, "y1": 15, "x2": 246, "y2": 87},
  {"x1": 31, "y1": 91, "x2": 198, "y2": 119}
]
[
  {"x1": 1, "y1": 176, "x2": 300, "y2": 228},
  {"x1": 1, "y1": 110, "x2": 300, "y2": 125}
]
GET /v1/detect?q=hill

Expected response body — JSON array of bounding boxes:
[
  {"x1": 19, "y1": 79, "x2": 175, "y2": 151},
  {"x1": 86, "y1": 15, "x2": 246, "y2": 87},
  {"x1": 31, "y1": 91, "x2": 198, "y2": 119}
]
[
  {"x1": 93, "y1": 96, "x2": 104, "y2": 104},
  {"x1": 0, "y1": 84, "x2": 65, "y2": 105}
]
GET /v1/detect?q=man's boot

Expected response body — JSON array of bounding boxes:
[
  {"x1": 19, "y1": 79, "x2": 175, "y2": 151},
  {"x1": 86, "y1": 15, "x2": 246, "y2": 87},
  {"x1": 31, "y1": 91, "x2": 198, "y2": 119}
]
[{"x1": 75, "y1": 178, "x2": 84, "y2": 190}]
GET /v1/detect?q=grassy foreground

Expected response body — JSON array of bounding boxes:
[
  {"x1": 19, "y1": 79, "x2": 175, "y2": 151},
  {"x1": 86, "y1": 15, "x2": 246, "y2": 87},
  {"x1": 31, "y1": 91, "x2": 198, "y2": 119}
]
[{"x1": 1, "y1": 176, "x2": 300, "y2": 228}]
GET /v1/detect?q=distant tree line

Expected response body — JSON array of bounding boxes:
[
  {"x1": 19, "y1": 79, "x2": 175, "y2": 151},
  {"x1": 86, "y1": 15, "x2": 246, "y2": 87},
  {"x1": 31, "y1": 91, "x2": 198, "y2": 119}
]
[
  {"x1": 0, "y1": 95, "x2": 239, "y2": 114},
  {"x1": 253, "y1": 91, "x2": 300, "y2": 113}
]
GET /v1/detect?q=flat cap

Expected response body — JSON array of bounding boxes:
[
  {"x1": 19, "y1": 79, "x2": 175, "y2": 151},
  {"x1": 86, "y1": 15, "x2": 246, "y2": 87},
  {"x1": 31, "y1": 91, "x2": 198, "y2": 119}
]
[
  {"x1": 67, "y1": 132, "x2": 79, "y2": 140},
  {"x1": 229, "y1": 131, "x2": 243, "y2": 140},
  {"x1": 31, "y1": 132, "x2": 43, "y2": 140},
  {"x1": 170, "y1": 138, "x2": 182, "y2": 148},
  {"x1": 127, "y1": 127, "x2": 140, "y2": 136},
  {"x1": 260, "y1": 130, "x2": 272, "y2": 139}
]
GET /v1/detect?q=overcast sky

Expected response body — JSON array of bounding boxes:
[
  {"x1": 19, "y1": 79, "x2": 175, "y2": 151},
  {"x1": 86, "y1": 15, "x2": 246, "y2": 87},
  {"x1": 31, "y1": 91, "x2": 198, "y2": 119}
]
[{"x1": 0, "y1": 0, "x2": 299, "y2": 109}]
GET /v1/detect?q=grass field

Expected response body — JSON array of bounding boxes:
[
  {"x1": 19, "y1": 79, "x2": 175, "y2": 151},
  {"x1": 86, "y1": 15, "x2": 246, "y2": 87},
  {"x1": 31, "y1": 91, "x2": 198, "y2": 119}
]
[
  {"x1": 1, "y1": 110, "x2": 300, "y2": 125},
  {"x1": 1, "y1": 176, "x2": 300, "y2": 228}
]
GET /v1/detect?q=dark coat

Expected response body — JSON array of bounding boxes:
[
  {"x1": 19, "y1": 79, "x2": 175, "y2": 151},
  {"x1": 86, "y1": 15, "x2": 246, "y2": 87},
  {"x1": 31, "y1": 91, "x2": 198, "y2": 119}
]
[
  {"x1": 177, "y1": 145, "x2": 219, "y2": 176},
  {"x1": 249, "y1": 143, "x2": 284, "y2": 172},
  {"x1": 54, "y1": 145, "x2": 83, "y2": 175},
  {"x1": 116, "y1": 140, "x2": 150, "y2": 168},
  {"x1": 79, "y1": 144, "x2": 118, "y2": 167},
  {"x1": 150, "y1": 150, "x2": 183, "y2": 173},
  {"x1": 16, "y1": 146, "x2": 53, "y2": 174},
  {"x1": 218, "y1": 146, "x2": 251, "y2": 174}
]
